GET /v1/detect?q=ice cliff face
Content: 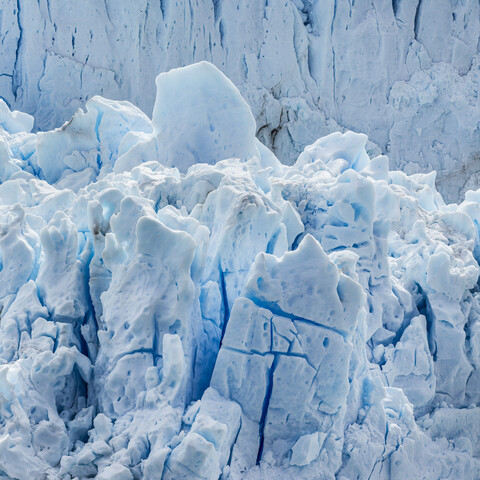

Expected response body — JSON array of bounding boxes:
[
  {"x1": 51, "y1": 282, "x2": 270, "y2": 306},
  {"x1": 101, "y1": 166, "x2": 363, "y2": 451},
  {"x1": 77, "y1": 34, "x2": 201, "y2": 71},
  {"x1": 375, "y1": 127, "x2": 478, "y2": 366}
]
[
  {"x1": 1, "y1": 0, "x2": 479, "y2": 202},
  {"x1": 0, "y1": 61, "x2": 479, "y2": 479}
]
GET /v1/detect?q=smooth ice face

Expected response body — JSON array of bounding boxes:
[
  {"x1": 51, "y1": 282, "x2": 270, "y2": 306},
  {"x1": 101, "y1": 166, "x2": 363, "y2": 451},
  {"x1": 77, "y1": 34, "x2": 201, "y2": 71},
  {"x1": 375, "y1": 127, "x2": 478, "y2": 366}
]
[
  {"x1": 0, "y1": 100, "x2": 34, "y2": 134},
  {"x1": 0, "y1": 63, "x2": 479, "y2": 480},
  {"x1": 152, "y1": 62, "x2": 259, "y2": 172}
]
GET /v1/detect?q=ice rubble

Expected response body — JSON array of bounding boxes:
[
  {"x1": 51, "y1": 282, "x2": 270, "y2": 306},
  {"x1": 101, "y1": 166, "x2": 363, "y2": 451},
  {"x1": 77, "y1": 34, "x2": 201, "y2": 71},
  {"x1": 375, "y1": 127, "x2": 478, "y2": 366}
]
[
  {"x1": 0, "y1": 61, "x2": 479, "y2": 479},
  {"x1": 2, "y1": 0, "x2": 480, "y2": 203}
]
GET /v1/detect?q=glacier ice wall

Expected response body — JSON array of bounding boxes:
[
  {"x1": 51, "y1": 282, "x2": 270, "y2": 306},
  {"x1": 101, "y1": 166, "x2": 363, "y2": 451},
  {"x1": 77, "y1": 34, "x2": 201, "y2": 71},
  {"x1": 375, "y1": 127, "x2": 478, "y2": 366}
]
[
  {"x1": 1, "y1": 0, "x2": 479, "y2": 202},
  {"x1": 0, "y1": 61, "x2": 480, "y2": 479}
]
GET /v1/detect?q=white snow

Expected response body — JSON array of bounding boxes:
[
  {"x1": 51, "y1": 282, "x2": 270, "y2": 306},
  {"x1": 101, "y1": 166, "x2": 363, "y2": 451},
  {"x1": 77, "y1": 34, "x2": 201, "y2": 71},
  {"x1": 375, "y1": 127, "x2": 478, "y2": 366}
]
[{"x1": 0, "y1": 62, "x2": 479, "y2": 479}]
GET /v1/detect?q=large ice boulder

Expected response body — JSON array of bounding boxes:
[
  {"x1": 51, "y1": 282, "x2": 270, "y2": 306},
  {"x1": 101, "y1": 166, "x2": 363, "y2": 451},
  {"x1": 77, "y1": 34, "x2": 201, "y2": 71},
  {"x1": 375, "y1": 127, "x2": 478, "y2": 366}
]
[{"x1": 152, "y1": 62, "x2": 259, "y2": 172}]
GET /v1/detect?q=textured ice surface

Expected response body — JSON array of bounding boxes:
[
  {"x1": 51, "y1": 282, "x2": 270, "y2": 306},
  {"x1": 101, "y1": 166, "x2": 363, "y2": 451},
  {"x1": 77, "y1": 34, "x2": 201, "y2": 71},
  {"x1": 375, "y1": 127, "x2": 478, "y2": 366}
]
[
  {"x1": 0, "y1": 62, "x2": 480, "y2": 479},
  {"x1": 1, "y1": 0, "x2": 479, "y2": 202}
]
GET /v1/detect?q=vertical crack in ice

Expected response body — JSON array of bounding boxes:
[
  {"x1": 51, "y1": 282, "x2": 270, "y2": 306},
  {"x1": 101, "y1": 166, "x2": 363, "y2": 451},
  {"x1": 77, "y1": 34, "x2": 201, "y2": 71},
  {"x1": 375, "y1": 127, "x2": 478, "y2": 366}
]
[
  {"x1": 392, "y1": 0, "x2": 400, "y2": 19},
  {"x1": 413, "y1": 0, "x2": 422, "y2": 40},
  {"x1": 218, "y1": 267, "x2": 230, "y2": 346},
  {"x1": 81, "y1": 259, "x2": 96, "y2": 349},
  {"x1": 256, "y1": 354, "x2": 277, "y2": 465},
  {"x1": 13, "y1": 0, "x2": 23, "y2": 101},
  {"x1": 212, "y1": 0, "x2": 221, "y2": 24},
  {"x1": 227, "y1": 416, "x2": 242, "y2": 468},
  {"x1": 415, "y1": 283, "x2": 437, "y2": 360},
  {"x1": 94, "y1": 109, "x2": 104, "y2": 171},
  {"x1": 45, "y1": 0, "x2": 52, "y2": 24},
  {"x1": 331, "y1": 0, "x2": 337, "y2": 111}
]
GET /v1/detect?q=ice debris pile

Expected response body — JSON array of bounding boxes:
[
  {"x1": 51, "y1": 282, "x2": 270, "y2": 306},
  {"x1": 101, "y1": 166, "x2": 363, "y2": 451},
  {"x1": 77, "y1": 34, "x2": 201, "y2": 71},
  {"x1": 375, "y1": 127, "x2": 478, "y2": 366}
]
[
  {"x1": 0, "y1": 62, "x2": 479, "y2": 479},
  {"x1": 3, "y1": 0, "x2": 480, "y2": 203}
]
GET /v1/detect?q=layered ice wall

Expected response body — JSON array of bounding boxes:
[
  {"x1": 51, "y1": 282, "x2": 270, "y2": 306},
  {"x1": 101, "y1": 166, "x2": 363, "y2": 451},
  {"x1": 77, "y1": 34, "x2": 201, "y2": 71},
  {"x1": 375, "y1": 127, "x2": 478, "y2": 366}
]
[
  {"x1": 0, "y1": 61, "x2": 479, "y2": 479},
  {"x1": 1, "y1": 0, "x2": 479, "y2": 202}
]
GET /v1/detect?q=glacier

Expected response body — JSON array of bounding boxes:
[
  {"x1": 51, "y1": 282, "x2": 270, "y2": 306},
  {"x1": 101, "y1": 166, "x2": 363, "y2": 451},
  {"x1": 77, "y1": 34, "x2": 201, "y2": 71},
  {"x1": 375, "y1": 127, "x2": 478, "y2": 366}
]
[
  {"x1": 0, "y1": 61, "x2": 480, "y2": 479},
  {"x1": 1, "y1": 0, "x2": 480, "y2": 203}
]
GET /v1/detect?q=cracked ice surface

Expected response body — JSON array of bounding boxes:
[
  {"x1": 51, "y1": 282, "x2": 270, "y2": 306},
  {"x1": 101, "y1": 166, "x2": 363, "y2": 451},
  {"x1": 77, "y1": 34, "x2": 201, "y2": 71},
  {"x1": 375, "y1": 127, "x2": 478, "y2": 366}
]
[
  {"x1": 1, "y1": 0, "x2": 480, "y2": 203},
  {"x1": 0, "y1": 62, "x2": 480, "y2": 479}
]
